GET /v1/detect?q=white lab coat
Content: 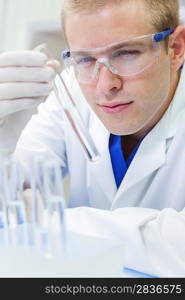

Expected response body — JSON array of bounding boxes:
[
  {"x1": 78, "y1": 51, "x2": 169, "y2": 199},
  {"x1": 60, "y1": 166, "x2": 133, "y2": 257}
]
[{"x1": 15, "y1": 65, "x2": 185, "y2": 277}]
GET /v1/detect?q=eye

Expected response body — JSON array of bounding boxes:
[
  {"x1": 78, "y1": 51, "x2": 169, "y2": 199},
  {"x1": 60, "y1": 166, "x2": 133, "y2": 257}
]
[{"x1": 76, "y1": 56, "x2": 96, "y2": 65}]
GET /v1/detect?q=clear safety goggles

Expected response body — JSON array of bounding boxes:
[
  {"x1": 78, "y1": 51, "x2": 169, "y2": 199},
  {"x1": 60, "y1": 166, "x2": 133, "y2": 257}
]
[{"x1": 62, "y1": 29, "x2": 173, "y2": 84}]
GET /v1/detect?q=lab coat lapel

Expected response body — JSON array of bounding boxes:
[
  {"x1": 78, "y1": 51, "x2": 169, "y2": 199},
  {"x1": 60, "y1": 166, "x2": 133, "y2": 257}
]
[
  {"x1": 88, "y1": 112, "x2": 117, "y2": 203},
  {"x1": 115, "y1": 130, "x2": 167, "y2": 199}
]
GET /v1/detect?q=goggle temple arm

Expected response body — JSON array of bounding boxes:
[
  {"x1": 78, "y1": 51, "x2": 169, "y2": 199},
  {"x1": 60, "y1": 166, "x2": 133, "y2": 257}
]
[{"x1": 153, "y1": 29, "x2": 174, "y2": 42}]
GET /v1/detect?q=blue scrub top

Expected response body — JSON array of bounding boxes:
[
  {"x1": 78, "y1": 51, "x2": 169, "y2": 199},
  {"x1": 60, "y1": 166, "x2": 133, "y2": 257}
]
[{"x1": 109, "y1": 134, "x2": 142, "y2": 188}]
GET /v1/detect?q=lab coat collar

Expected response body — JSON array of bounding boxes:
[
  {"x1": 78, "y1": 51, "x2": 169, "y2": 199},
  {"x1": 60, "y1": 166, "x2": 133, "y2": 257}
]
[{"x1": 114, "y1": 121, "x2": 167, "y2": 199}]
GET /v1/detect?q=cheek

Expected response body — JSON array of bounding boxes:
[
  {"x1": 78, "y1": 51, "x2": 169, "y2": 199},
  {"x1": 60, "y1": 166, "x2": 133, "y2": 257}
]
[
  {"x1": 79, "y1": 84, "x2": 97, "y2": 107},
  {"x1": 126, "y1": 61, "x2": 171, "y2": 108}
]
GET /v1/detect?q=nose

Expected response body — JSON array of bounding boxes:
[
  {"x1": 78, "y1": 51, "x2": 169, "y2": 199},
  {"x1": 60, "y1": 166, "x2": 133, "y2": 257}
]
[{"x1": 96, "y1": 64, "x2": 123, "y2": 96}]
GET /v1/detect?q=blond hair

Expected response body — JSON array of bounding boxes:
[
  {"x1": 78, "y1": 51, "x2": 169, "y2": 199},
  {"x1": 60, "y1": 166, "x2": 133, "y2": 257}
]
[{"x1": 61, "y1": 0, "x2": 179, "y2": 32}]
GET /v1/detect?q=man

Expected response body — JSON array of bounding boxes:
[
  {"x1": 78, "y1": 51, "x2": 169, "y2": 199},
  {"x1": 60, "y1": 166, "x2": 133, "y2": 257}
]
[{"x1": 1, "y1": 0, "x2": 185, "y2": 276}]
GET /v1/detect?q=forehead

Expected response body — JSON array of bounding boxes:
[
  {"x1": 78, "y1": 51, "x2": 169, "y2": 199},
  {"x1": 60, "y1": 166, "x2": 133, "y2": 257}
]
[{"x1": 65, "y1": 1, "x2": 155, "y2": 49}]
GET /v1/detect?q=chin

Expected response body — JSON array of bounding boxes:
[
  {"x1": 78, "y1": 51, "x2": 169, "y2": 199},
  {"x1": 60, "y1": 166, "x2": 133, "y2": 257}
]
[
  {"x1": 101, "y1": 119, "x2": 135, "y2": 135},
  {"x1": 104, "y1": 125, "x2": 136, "y2": 136}
]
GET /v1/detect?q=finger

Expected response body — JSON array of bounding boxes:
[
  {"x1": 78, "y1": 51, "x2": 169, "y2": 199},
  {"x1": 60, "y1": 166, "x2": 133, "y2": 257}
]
[
  {"x1": 34, "y1": 43, "x2": 49, "y2": 54},
  {"x1": 0, "y1": 51, "x2": 47, "y2": 67},
  {"x1": 47, "y1": 60, "x2": 61, "y2": 73},
  {"x1": 0, "y1": 98, "x2": 44, "y2": 118},
  {"x1": 0, "y1": 82, "x2": 52, "y2": 100},
  {"x1": 0, "y1": 66, "x2": 56, "y2": 82}
]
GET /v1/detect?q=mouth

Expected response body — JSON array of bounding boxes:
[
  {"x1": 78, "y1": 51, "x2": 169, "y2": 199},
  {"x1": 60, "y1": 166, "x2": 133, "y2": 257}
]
[{"x1": 99, "y1": 102, "x2": 133, "y2": 114}]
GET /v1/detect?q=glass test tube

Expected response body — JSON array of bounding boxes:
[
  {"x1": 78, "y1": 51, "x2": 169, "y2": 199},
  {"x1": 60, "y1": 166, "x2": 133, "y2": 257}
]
[{"x1": 53, "y1": 73, "x2": 100, "y2": 162}]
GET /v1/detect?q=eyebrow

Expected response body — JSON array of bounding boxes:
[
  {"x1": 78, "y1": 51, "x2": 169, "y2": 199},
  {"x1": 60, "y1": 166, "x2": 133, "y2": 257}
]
[
  {"x1": 71, "y1": 41, "x2": 147, "y2": 56},
  {"x1": 110, "y1": 41, "x2": 146, "y2": 50}
]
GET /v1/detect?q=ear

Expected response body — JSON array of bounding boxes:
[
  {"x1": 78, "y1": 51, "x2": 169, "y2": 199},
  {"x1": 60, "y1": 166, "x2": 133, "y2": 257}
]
[{"x1": 169, "y1": 26, "x2": 185, "y2": 71}]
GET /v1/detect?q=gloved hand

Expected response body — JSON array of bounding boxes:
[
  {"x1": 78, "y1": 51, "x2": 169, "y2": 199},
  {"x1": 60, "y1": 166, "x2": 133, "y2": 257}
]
[{"x1": 0, "y1": 46, "x2": 60, "y2": 119}]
